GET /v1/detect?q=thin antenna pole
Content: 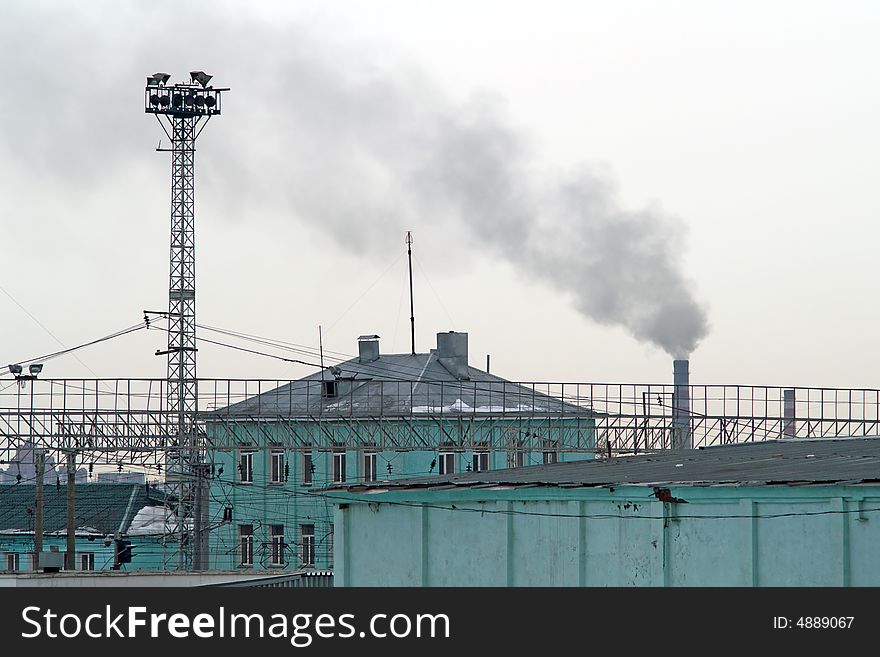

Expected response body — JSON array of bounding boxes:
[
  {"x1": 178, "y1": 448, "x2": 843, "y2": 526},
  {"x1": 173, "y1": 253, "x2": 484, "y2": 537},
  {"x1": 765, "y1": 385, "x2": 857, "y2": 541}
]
[
  {"x1": 406, "y1": 231, "x2": 415, "y2": 356},
  {"x1": 319, "y1": 325, "x2": 326, "y2": 378}
]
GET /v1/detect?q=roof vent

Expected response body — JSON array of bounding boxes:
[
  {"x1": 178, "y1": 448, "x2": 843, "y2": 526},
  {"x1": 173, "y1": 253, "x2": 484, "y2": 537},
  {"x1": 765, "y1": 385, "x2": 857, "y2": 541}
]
[
  {"x1": 358, "y1": 335, "x2": 380, "y2": 363},
  {"x1": 437, "y1": 331, "x2": 469, "y2": 380}
]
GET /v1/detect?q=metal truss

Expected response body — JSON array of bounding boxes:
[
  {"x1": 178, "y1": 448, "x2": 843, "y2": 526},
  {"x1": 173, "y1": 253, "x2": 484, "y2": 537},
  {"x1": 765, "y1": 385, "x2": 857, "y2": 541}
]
[{"x1": 4, "y1": 379, "x2": 880, "y2": 463}]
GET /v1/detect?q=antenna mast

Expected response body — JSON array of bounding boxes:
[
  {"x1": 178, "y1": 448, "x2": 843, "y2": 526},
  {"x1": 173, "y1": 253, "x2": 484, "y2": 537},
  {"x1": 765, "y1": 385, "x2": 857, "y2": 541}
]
[
  {"x1": 145, "y1": 71, "x2": 226, "y2": 570},
  {"x1": 406, "y1": 231, "x2": 416, "y2": 356}
]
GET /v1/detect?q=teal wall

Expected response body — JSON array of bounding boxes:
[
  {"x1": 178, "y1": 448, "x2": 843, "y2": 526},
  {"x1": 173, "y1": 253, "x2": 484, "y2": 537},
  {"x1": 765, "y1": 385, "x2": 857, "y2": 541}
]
[
  {"x1": 330, "y1": 485, "x2": 880, "y2": 586},
  {"x1": 206, "y1": 418, "x2": 595, "y2": 571},
  {"x1": 0, "y1": 534, "x2": 170, "y2": 572}
]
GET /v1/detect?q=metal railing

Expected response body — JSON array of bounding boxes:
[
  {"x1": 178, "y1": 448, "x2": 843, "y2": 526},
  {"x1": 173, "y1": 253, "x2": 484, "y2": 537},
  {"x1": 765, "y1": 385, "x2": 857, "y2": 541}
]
[{"x1": 2, "y1": 378, "x2": 880, "y2": 462}]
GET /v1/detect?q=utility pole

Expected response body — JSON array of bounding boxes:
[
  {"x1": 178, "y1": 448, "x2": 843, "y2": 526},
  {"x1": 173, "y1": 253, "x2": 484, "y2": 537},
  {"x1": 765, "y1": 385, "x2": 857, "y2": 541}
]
[
  {"x1": 192, "y1": 463, "x2": 211, "y2": 570},
  {"x1": 146, "y1": 71, "x2": 227, "y2": 569},
  {"x1": 33, "y1": 449, "x2": 44, "y2": 572},
  {"x1": 406, "y1": 231, "x2": 416, "y2": 356},
  {"x1": 66, "y1": 451, "x2": 76, "y2": 570}
]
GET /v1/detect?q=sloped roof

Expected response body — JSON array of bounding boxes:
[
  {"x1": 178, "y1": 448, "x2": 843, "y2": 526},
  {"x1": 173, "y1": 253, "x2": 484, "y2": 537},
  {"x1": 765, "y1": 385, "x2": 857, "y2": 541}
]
[
  {"x1": 328, "y1": 437, "x2": 880, "y2": 491},
  {"x1": 0, "y1": 483, "x2": 167, "y2": 535},
  {"x1": 207, "y1": 351, "x2": 593, "y2": 418}
]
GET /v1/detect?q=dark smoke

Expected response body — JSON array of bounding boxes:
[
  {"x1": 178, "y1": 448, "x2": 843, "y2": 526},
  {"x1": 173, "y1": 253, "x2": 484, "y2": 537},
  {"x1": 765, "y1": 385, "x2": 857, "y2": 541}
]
[{"x1": 0, "y1": 1, "x2": 709, "y2": 356}]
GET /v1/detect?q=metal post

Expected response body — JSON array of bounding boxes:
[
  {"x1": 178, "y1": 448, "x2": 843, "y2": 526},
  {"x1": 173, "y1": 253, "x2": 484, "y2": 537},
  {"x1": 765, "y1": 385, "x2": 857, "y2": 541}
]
[
  {"x1": 33, "y1": 449, "x2": 45, "y2": 571},
  {"x1": 147, "y1": 73, "x2": 226, "y2": 569},
  {"x1": 192, "y1": 463, "x2": 211, "y2": 570},
  {"x1": 66, "y1": 451, "x2": 76, "y2": 570},
  {"x1": 406, "y1": 231, "x2": 416, "y2": 355},
  {"x1": 783, "y1": 389, "x2": 796, "y2": 438}
]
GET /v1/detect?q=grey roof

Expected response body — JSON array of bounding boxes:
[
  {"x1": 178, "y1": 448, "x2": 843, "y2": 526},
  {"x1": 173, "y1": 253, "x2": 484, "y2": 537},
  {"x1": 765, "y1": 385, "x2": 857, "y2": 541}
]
[
  {"x1": 329, "y1": 438, "x2": 880, "y2": 491},
  {"x1": 208, "y1": 351, "x2": 592, "y2": 418},
  {"x1": 0, "y1": 483, "x2": 166, "y2": 534}
]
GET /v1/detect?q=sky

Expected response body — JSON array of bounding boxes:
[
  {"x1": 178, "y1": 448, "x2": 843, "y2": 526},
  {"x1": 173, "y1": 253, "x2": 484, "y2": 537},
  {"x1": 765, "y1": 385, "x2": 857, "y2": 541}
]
[{"x1": 2, "y1": 0, "x2": 880, "y2": 388}]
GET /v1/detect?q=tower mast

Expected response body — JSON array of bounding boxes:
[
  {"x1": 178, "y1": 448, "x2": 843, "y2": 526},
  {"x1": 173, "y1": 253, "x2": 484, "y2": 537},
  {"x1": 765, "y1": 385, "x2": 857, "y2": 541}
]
[
  {"x1": 145, "y1": 71, "x2": 226, "y2": 570},
  {"x1": 407, "y1": 231, "x2": 416, "y2": 356}
]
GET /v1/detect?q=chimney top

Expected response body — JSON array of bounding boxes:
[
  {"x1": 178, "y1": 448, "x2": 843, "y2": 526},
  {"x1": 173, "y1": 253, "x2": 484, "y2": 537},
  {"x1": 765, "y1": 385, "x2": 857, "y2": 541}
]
[
  {"x1": 437, "y1": 331, "x2": 468, "y2": 380},
  {"x1": 358, "y1": 335, "x2": 380, "y2": 363}
]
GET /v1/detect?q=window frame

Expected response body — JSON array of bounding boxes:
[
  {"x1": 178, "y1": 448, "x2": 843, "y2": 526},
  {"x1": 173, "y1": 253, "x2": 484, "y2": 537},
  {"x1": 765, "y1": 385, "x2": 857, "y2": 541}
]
[
  {"x1": 472, "y1": 450, "x2": 489, "y2": 473},
  {"x1": 239, "y1": 523, "x2": 254, "y2": 567},
  {"x1": 362, "y1": 451, "x2": 377, "y2": 483},
  {"x1": 332, "y1": 451, "x2": 346, "y2": 484},
  {"x1": 300, "y1": 523, "x2": 315, "y2": 567},
  {"x1": 239, "y1": 449, "x2": 255, "y2": 484},
  {"x1": 80, "y1": 552, "x2": 95, "y2": 571},
  {"x1": 302, "y1": 451, "x2": 313, "y2": 486},
  {"x1": 4, "y1": 552, "x2": 19, "y2": 572},
  {"x1": 438, "y1": 451, "x2": 456, "y2": 476},
  {"x1": 270, "y1": 448, "x2": 284, "y2": 484},
  {"x1": 269, "y1": 524, "x2": 285, "y2": 567}
]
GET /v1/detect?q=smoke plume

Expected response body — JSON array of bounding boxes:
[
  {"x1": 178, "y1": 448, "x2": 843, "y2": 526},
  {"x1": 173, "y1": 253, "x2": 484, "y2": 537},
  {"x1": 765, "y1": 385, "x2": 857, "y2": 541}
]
[{"x1": 0, "y1": 1, "x2": 709, "y2": 356}]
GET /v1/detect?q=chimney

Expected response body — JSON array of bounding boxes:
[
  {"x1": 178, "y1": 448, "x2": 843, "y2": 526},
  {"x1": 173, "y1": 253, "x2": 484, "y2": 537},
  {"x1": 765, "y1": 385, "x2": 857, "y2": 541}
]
[
  {"x1": 782, "y1": 389, "x2": 796, "y2": 438},
  {"x1": 671, "y1": 359, "x2": 692, "y2": 449},
  {"x1": 437, "y1": 331, "x2": 469, "y2": 379},
  {"x1": 358, "y1": 335, "x2": 380, "y2": 363}
]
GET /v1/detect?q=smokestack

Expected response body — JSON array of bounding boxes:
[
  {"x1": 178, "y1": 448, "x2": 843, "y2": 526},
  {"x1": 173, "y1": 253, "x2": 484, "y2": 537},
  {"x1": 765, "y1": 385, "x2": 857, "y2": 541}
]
[
  {"x1": 437, "y1": 331, "x2": 469, "y2": 380},
  {"x1": 357, "y1": 334, "x2": 380, "y2": 363},
  {"x1": 783, "y1": 389, "x2": 796, "y2": 438},
  {"x1": 672, "y1": 359, "x2": 692, "y2": 449}
]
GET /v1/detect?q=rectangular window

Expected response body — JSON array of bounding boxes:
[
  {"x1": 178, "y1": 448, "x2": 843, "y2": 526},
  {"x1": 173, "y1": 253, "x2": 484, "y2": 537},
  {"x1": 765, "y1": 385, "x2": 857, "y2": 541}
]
[
  {"x1": 543, "y1": 450, "x2": 558, "y2": 465},
  {"x1": 270, "y1": 448, "x2": 284, "y2": 484},
  {"x1": 321, "y1": 380, "x2": 337, "y2": 398},
  {"x1": 472, "y1": 451, "x2": 489, "y2": 473},
  {"x1": 302, "y1": 451, "x2": 313, "y2": 486},
  {"x1": 80, "y1": 552, "x2": 95, "y2": 571},
  {"x1": 239, "y1": 524, "x2": 254, "y2": 566},
  {"x1": 239, "y1": 449, "x2": 254, "y2": 484},
  {"x1": 4, "y1": 553, "x2": 19, "y2": 572},
  {"x1": 332, "y1": 451, "x2": 346, "y2": 484},
  {"x1": 509, "y1": 447, "x2": 526, "y2": 468},
  {"x1": 362, "y1": 452, "x2": 377, "y2": 483},
  {"x1": 439, "y1": 451, "x2": 455, "y2": 476},
  {"x1": 300, "y1": 524, "x2": 315, "y2": 567},
  {"x1": 270, "y1": 524, "x2": 285, "y2": 566}
]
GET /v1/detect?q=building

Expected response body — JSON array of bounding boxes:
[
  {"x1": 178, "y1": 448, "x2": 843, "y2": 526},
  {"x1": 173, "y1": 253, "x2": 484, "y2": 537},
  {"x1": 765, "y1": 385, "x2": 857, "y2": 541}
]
[
  {"x1": 327, "y1": 438, "x2": 880, "y2": 586},
  {"x1": 205, "y1": 331, "x2": 596, "y2": 571},
  {"x1": 0, "y1": 482, "x2": 172, "y2": 572}
]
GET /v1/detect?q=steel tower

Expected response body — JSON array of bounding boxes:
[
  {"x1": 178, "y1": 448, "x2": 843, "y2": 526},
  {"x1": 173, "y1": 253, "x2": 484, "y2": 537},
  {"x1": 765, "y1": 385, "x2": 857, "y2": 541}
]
[{"x1": 145, "y1": 71, "x2": 226, "y2": 569}]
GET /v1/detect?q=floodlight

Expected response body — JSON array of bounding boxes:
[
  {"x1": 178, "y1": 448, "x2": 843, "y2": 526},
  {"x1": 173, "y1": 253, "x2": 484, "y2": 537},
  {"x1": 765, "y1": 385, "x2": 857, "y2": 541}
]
[
  {"x1": 194, "y1": 95, "x2": 205, "y2": 106},
  {"x1": 29, "y1": 363, "x2": 43, "y2": 376},
  {"x1": 190, "y1": 71, "x2": 212, "y2": 87},
  {"x1": 152, "y1": 72, "x2": 171, "y2": 85},
  {"x1": 172, "y1": 94, "x2": 182, "y2": 108},
  {"x1": 159, "y1": 95, "x2": 170, "y2": 106},
  {"x1": 204, "y1": 96, "x2": 216, "y2": 107},
  {"x1": 7, "y1": 364, "x2": 22, "y2": 375},
  {"x1": 150, "y1": 94, "x2": 161, "y2": 105},
  {"x1": 183, "y1": 93, "x2": 194, "y2": 106}
]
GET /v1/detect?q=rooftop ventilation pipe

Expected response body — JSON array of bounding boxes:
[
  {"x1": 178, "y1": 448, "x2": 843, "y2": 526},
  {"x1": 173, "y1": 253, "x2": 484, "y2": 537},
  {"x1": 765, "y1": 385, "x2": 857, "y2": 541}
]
[
  {"x1": 672, "y1": 359, "x2": 692, "y2": 449},
  {"x1": 358, "y1": 335, "x2": 380, "y2": 363},
  {"x1": 437, "y1": 331, "x2": 469, "y2": 380}
]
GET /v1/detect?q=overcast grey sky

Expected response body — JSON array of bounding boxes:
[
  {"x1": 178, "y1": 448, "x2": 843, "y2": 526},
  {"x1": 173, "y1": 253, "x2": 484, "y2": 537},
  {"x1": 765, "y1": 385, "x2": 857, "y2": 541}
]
[{"x1": 2, "y1": 0, "x2": 879, "y2": 387}]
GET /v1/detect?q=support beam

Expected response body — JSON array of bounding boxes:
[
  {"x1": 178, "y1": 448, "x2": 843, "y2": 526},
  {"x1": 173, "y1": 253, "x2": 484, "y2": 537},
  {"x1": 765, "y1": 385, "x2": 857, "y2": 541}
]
[
  {"x1": 33, "y1": 449, "x2": 45, "y2": 572},
  {"x1": 67, "y1": 451, "x2": 76, "y2": 571}
]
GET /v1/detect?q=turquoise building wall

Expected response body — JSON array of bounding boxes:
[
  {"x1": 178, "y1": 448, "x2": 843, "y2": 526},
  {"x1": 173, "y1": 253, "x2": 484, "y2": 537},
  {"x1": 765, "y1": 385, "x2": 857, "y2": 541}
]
[
  {"x1": 0, "y1": 534, "x2": 171, "y2": 572},
  {"x1": 206, "y1": 418, "x2": 595, "y2": 571},
  {"x1": 329, "y1": 484, "x2": 880, "y2": 586}
]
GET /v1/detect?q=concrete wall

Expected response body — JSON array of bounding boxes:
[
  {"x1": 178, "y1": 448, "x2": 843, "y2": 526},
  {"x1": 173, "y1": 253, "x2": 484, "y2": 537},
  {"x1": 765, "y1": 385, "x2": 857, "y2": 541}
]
[{"x1": 332, "y1": 485, "x2": 880, "y2": 586}]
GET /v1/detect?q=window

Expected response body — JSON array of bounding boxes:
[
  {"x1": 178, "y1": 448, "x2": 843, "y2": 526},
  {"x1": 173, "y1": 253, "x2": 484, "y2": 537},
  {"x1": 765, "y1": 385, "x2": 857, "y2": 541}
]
[
  {"x1": 321, "y1": 380, "x2": 337, "y2": 398},
  {"x1": 80, "y1": 552, "x2": 95, "y2": 571},
  {"x1": 239, "y1": 524, "x2": 254, "y2": 566},
  {"x1": 472, "y1": 451, "x2": 489, "y2": 473},
  {"x1": 543, "y1": 439, "x2": 559, "y2": 465},
  {"x1": 328, "y1": 525, "x2": 334, "y2": 567},
  {"x1": 300, "y1": 524, "x2": 315, "y2": 567},
  {"x1": 270, "y1": 524, "x2": 285, "y2": 566},
  {"x1": 302, "y1": 451, "x2": 313, "y2": 486},
  {"x1": 270, "y1": 448, "x2": 284, "y2": 484},
  {"x1": 239, "y1": 449, "x2": 254, "y2": 484},
  {"x1": 4, "y1": 552, "x2": 19, "y2": 572},
  {"x1": 362, "y1": 452, "x2": 377, "y2": 483},
  {"x1": 438, "y1": 451, "x2": 455, "y2": 476},
  {"x1": 508, "y1": 446, "x2": 526, "y2": 468},
  {"x1": 332, "y1": 451, "x2": 346, "y2": 484}
]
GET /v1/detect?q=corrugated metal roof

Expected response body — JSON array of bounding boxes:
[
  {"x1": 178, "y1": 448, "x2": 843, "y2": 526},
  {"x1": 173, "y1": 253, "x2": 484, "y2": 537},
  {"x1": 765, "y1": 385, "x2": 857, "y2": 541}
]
[
  {"x1": 0, "y1": 483, "x2": 167, "y2": 534},
  {"x1": 209, "y1": 351, "x2": 593, "y2": 418},
  {"x1": 329, "y1": 438, "x2": 880, "y2": 491}
]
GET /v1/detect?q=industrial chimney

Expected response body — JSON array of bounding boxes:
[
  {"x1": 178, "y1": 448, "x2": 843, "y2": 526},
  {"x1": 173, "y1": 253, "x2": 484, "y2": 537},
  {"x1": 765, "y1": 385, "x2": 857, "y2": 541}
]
[{"x1": 671, "y1": 359, "x2": 692, "y2": 449}]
